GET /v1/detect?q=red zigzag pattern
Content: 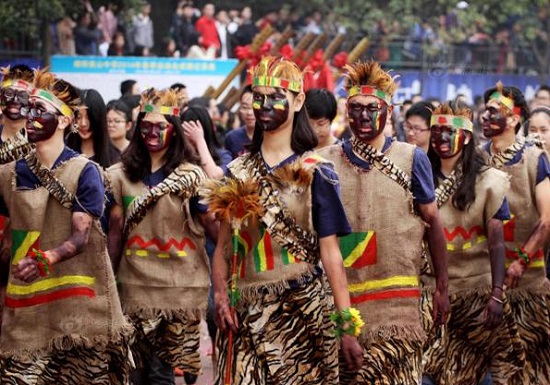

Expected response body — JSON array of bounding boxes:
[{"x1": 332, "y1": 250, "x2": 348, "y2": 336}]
[
  {"x1": 126, "y1": 236, "x2": 196, "y2": 252},
  {"x1": 444, "y1": 225, "x2": 483, "y2": 242}
]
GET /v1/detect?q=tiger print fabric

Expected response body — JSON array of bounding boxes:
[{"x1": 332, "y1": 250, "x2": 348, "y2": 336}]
[
  {"x1": 0, "y1": 129, "x2": 33, "y2": 164},
  {"x1": 129, "y1": 311, "x2": 202, "y2": 375},
  {"x1": 214, "y1": 277, "x2": 338, "y2": 385},
  {"x1": 339, "y1": 334, "x2": 423, "y2": 385},
  {"x1": 0, "y1": 338, "x2": 132, "y2": 385},
  {"x1": 506, "y1": 290, "x2": 550, "y2": 385},
  {"x1": 421, "y1": 289, "x2": 524, "y2": 385}
]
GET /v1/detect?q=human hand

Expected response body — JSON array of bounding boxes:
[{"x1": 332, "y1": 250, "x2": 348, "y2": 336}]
[
  {"x1": 341, "y1": 334, "x2": 363, "y2": 371},
  {"x1": 432, "y1": 288, "x2": 450, "y2": 326},
  {"x1": 483, "y1": 296, "x2": 504, "y2": 329},
  {"x1": 182, "y1": 120, "x2": 205, "y2": 147},
  {"x1": 214, "y1": 291, "x2": 238, "y2": 333},
  {"x1": 504, "y1": 260, "x2": 525, "y2": 289},
  {"x1": 12, "y1": 256, "x2": 42, "y2": 282}
]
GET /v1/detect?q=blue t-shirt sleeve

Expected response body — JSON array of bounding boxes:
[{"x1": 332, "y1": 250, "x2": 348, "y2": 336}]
[
  {"x1": 536, "y1": 153, "x2": 550, "y2": 185},
  {"x1": 73, "y1": 163, "x2": 105, "y2": 217},
  {"x1": 492, "y1": 197, "x2": 511, "y2": 221},
  {"x1": 411, "y1": 148, "x2": 436, "y2": 204},
  {"x1": 218, "y1": 148, "x2": 233, "y2": 175},
  {"x1": 312, "y1": 163, "x2": 352, "y2": 238},
  {"x1": 190, "y1": 195, "x2": 208, "y2": 216}
]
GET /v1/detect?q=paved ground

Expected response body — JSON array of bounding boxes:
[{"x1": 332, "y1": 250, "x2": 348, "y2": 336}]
[{"x1": 175, "y1": 320, "x2": 215, "y2": 385}]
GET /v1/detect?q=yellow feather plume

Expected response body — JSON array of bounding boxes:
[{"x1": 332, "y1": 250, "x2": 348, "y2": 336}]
[{"x1": 344, "y1": 60, "x2": 398, "y2": 97}]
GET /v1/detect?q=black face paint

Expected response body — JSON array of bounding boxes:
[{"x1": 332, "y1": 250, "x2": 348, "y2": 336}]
[
  {"x1": 347, "y1": 100, "x2": 388, "y2": 141},
  {"x1": 252, "y1": 91, "x2": 290, "y2": 132}
]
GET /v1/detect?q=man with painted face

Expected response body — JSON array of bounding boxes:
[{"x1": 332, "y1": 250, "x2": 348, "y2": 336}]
[
  {"x1": 0, "y1": 69, "x2": 133, "y2": 384},
  {"x1": 318, "y1": 60, "x2": 449, "y2": 385},
  {"x1": 108, "y1": 88, "x2": 217, "y2": 385},
  {"x1": 480, "y1": 83, "x2": 550, "y2": 385},
  {"x1": 421, "y1": 103, "x2": 523, "y2": 385}
]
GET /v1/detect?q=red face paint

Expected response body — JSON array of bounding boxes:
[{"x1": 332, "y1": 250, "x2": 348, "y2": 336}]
[
  {"x1": 430, "y1": 125, "x2": 466, "y2": 159},
  {"x1": 140, "y1": 120, "x2": 174, "y2": 152}
]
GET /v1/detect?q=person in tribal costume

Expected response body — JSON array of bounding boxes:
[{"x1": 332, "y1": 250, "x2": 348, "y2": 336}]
[
  {"x1": 0, "y1": 69, "x2": 133, "y2": 384},
  {"x1": 203, "y1": 56, "x2": 363, "y2": 385},
  {"x1": 317, "y1": 60, "x2": 450, "y2": 385},
  {"x1": 421, "y1": 102, "x2": 524, "y2": 385},
  {"x1": 0, "y1": 65, "x2": 36, "y2": 330},
  {"x1": 108, "y1": 88, "x2": 217, "y2": 385},
  {"x1": 479, "y1": 83, "x2": 550, "y2": 385}
]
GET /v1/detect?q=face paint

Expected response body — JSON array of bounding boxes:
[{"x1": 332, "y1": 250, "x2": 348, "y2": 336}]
[
  {"x1": 430, "y1": 125, "x2": 466, "y2": 159},
  {"x1": 481, "y1": 104, "x2": 509, "y2": 138},
  {"x1": 0, "y1": 87, "x2": 30, "y2": 121},
  {"x1": 140, "y1": 120, "x2": 174, "y2": 152},
  {"x1": 25, "y1": 104, "x2": 59, "y2": 143},
  {"x1": 347, "y1": 100, "x2": 388, "y2": 141},
  {"x1": 252, "y1": 91, "x2": 289, "y2": 132}
]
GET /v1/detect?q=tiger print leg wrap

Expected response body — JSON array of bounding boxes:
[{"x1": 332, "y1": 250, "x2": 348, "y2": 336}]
[
  {"x1": 506, "y1": 291, "x2": 550, "y2": 385},
  {"x1": 215, "y1": 277, "x2": 338, "y2": 385},
  {"x1": 421, "y1": 290, "x2": 525, "y2": 385},
  {"x1": 0, "y1": 341, "x2": 132, "y2": 385},
  {"x1": 130, "y1": 312, "x2": 202, "y2": 375},
  {"x1": 339, "y1": 334, "x2": 422, "y2": 385}
]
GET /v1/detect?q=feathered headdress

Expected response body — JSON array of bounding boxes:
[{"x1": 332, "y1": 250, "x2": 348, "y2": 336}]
[
  {"x1": 343, "y1": 60, "x2": 398, "y2": 105},
  {"x1": 1, "y1": 65, "x2": 34, "y2": 91},
  {"x1": 31, "y1": 69, "x2": 80, "y2": 119},
  {"x1": 431, "y1": 103, "x2": 473, "y2": 132},
  {"x1": 139, "y1": 88, "x2": 181, "y2": 116},
  {"x1": 250, "y1": 56, "x2": 303, "y2": 93}
]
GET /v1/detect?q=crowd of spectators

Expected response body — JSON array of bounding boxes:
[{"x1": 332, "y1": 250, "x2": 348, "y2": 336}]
[{"x1": 44, "y1": 1, "x2": 549, "y2": 75}]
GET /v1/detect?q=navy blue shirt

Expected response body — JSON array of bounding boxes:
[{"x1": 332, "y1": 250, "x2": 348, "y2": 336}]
[
  {"x1": 483, "y1": 141, "x2": 550, "y2": 184},
  {"x1": 0, "y1": 147, "x2": 104, "y2": 218},
  {"x1": 224, "y1": 126, "x2": 251, "y2": 159},
  {"x1": 217, "y1": 147, "x2": 233, "y2": 175},
  {"x1": 342, "y1": 136, "x2": 436, "y2": 204}
]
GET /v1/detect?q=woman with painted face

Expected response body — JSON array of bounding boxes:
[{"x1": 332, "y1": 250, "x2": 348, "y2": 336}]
[
  {"x1": 67, "y1": 88, "x2": 120, "y2": 168},
  {"x1": 421, "y1": 103, "x2": 524, "y2": 385},
  {"x1": 107, "y1": 88, "x2": 217, "y2": 385},
  {"x1": 203, "y1": 56, "x2": 363, "y2": 385},
  {"x1": 0, "y1": 69, "x2": 133, "y2": 384}
]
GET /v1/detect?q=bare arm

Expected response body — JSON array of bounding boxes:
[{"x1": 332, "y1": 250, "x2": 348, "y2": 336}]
[
  {"x1": 418, "y1": 201, "x2": 449, "y2": 325},
  {"x1": 108, "y1": 203, "x2": 125, "y2": 273},
  {"x1": 183, "y1": 120, "x2": 224, "y2": 179},
  {"x1": 212, "y1": 220, "x2": 234, "y2": 331},
  {"x1": 198, "y1": 211, "x2": 219, "y2": 244},
  {"x1": 485, "y1": 218, "x2": 505, "y2": 329},
  {"x1": 13, "y1": 212, "x2": 94, "y2": 282}
]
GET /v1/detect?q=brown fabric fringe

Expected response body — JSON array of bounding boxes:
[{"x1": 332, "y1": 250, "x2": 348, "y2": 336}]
[
  {"x1": 362, "y1": 324, "x2": 426, "y2": 347},
  {"x1": 122, "y1": 306, "x2": 204, "y2": 323}
]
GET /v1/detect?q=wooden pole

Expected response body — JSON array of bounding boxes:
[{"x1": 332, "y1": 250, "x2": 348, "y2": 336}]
[
  {"x1": 347, "y1": 37, "x2": 370, "y2": 64},
  {"x1": 291, "y1": 32, "x2": 315, "y2": 62},
  {"x1": 300, "y1": 33, "x2": 328, "y2": 67}
]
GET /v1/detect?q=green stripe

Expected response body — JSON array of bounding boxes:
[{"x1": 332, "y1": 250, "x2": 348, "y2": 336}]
[
  {"x1": 122, "y1": 196, "x2": 135, "y2": 211},
  {"x1": 11, "y1": 229, "x2": 27, "y2": 258},
  {"x1": 339, "y1": 232, "x2": 367, "y2": 260}
]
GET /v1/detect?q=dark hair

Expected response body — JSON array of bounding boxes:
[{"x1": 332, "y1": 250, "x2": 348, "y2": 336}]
[
  {"x1": 67, "y1": 88, "x2": 115, "y2": 168},
  {"x1": 119, "y1": 94, "x2": 141, "y2": 111},
  {"x1": 428, "y1": 103, "x2": 486, "y2": 211},
  {"x1": 188, "y1": 96, "x2": 210, "y2": 108},
  {"x1": 120, "y1": 79, "x2": 137, "y2": 96},
  {"x1": 170, "y1": 83, "x2": 187, "y2": 91},
  {"x1": 9, "y1": 64, "x2": 34, "y2": 81},
  {"x1": 248, "y1": 91, "x2": 318, "y2": 155},
  {"x1": 483, "y1": 85, "x2": 529, "y2": 133},
  {"x1": 241, "y1": 84, "x2": 253, "y2": 99},
  {"x1": 531, "y1": 106, "x2": 550, "y2": 118},
  {"x1": 181, "y1": 105, "x2": 221, "y2": 165},
  {"x1": 305, "y1": 88, "x2": 337, "y2": 122},
  {"x1": 406, "y1": 101, "x2": 434, "y2": 126},
  {"x1": 122, "y1": 112, "x2": 198, "y2": 183},
  {"x1": 106, "y1": 99, "x2": 132, "y2": 122},
  {"x1": 536, "y1": 85, "x2": 550, "y2": 97}
]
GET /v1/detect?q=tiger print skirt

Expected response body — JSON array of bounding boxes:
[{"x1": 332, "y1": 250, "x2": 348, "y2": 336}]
[
  {"x1": 505, "y1": 288, "x2": 550, "y2": 385},
  {"x1": 214, "y1": 276, "x2": 338, "y2": 385},
  {"x1": 0, "y1": 337, "x2": 133, "y2": 385},
  {"x1": 129, "y1": 310, "x2": 202, "y2": 375},
  {"x1": 421, "y1": 289, "x2": 525, "y2": 385}
]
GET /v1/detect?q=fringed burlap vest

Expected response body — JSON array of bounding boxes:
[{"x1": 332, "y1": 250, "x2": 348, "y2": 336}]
[
  {"x1": 319, "y1": 141, "x2": 426, "y2": 342},
  {"x1": 0, "y1": 155, "x2": 130, "y2": 357},
  {"x1": 424, "y1": 168, "x2": 510, "y2": 292},
  {"x1": 108, "y1": 163, "x2": 210, "y2": 317},
  {"x1": 227, "y1": 153, "x2": 321, "y2": 303},
  {"x1": 481, "y1": 144, "x2": 547, "y2": 290}
]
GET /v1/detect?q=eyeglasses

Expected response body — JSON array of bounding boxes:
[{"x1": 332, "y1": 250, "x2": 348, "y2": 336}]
[
  {"x1": 1, "y1": 88, "x2": 29, "y2": 102},
  {"x1": 107, "y1": 119, "x2": 127, "y2": 125},
  {"x1": 26, "y1": 107, "x2": 58, "y2": 119},
  {"x1": 404, "y1": 124, "x2": 430, "y2": 133}
]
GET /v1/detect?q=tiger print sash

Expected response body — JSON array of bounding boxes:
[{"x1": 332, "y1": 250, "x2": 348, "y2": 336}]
[
  {"x1": 434, "y1": 168, "x2": 462, "y2": 208},
  {"x1": 350, "y1": 137, "x2": 412, "y2": 191},
  {"x1": 123, "y1": 165, "x2": 204, "y2": 239},
  {"x1": 0, "y1": 129, "x2": 33, "y2": 164},
  {"x1": 24, "y1": 151, "x2": 75, "y2": 210},
  {"x1": 488, "y1": 137, "x2": 525, "y2": 169},
  {"x1": 243, "y1": 153, "x2": 319, "y2": 264}
]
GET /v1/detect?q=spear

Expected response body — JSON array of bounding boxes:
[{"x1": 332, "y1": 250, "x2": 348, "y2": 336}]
[
  {"x1": 291, "y1": 32, "x2": 316, "y2": 62},
  {"x1": 300, "y1": 33, "x2": 327, "y2": 67},
  {"x1": 347, "y1": 37, "x2": 370, "y2": 64},
  {"x1": 322, "y1": 34, "x2": 345, "y2": 62}
]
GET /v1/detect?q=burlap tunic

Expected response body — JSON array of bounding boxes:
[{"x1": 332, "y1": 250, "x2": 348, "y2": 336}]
[
  {"x1": 0, "y1": 155, "x2": 132, "y2": 385},
  {"x1": 422, "y1": 167, "x2": 524, "y2": 385},
  {"x1": 214, "y1": 152, "x2": 338, "y2": 385},
  {"x1": 319, "y1": 140, "x2": 426, "y2": 385},
  {"x1": 108, "y1": 162, "x2": 209, "y2": 374},
  {"x1": 480, "y1": 143, "x2": 550, "y2": 384}
]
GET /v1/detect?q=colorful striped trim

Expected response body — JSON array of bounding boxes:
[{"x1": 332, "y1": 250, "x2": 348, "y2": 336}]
[
  {"x1": 348, "y1": 275, "x2": 419, "y2": 293},
  {"x1": 126, "y1": 235, "x2": 196, "y2": 252},
  {"x1": 11, "y1": 229, "x2": 40, "y2": 265},
  {"x1": 140, "y1": 103, "x2": 180, "y2": 116},
  {"x1": 348, "y1": 85, "x2": 392, "y2": 105},
  {"x1": 447, "y1": 235, "x2": 487, "y2": 251},
  {"x1": 5, "y1": 287, "x2": 96, "y2": 308},
  {"x1": 31, "y1": 88, "x2": 74, "y2": 117},
  {"x1": 253, "y1": 226, "x2": 275, "y2": 272},
  {"x1": 7, "y1": 275, "x2": 95, "y2": 296},
  {"x1": 126, "y1": 249, "x2": 188, "y2": 258},
  {"x1": 2, "y1": 79, "x2": 33, "y2": 91},
  {"x1": 252, "y1": 76, "x2": 302, "y2": 93},
  {"x1": 430, "y1": 114, "x2": 473, "y2": 132},
  {"x1": 340, "y1": 231, "x2": 377, "y2": 268},
  {"x1": 489, "y1": 91, "x2": 515, "y2": 112},
  {"x1": 351, "y1": 288, "x2": 420, "y2": 304}
]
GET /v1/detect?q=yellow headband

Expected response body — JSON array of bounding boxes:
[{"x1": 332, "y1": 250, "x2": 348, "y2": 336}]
[
  {"x1": 430, "y1": 114, "x2": 473, "y2": 132},
  {"x1": 489, "y1": 91, "x2": 515, "y2": 112},
  {"x1": 31, "y1": 88, "x2": 74, "y2": 118},
  {"x1": 348, "y1": 85, "x2": 392, "y2": 105},
  {"x1": 252, "y1": 76, "x2": 302, "y2": 93},
  {"x1": 1, "y1": 79, "x2": 33, "y2": 91},
  {"x1": 140, "y1": 103, "x2": 180, "y2": 116}
]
